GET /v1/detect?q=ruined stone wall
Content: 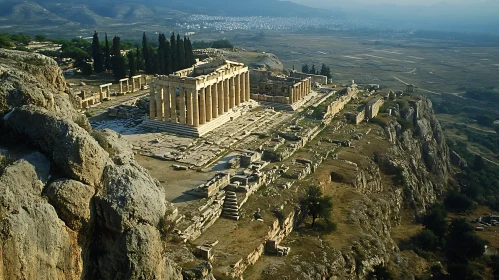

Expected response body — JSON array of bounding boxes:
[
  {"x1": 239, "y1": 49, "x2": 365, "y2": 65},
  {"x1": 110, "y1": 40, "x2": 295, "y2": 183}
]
[
  {"x1": 324, "y1": 87, "x2": 358, "y2": 118},
  {"x1": 291, "y1": 71, "x2": 328, "y2": 84},
  {"x1": 366, "y1": 97, "x2": 384, "y2": 119}
]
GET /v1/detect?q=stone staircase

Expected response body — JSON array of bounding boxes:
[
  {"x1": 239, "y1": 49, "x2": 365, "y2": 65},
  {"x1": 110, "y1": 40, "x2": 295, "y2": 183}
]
[{"x1": 222, "y1": 191, "x2": 240, "y2": 221}]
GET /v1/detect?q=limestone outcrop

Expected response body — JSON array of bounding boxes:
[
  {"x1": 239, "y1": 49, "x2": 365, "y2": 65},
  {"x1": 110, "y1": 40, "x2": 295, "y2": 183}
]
[
  {"x1": 97, "y1": 162, "x2": 169, "y2": 233},
  {"x1": 0, "y1": 153, "x2": 83, "y2": 279},
  {"x1": 0, "y1": 49, "x2": 208, "y2": 279},
  {"x1": 45, "y1": 179, "x2": 95, "y2": 232},
  {"x1": 3, "y1": 106, "x2": 108, "y2": 186},
  {"x1": 0, "y1": 49, "x2": 88, "y2": 128}
]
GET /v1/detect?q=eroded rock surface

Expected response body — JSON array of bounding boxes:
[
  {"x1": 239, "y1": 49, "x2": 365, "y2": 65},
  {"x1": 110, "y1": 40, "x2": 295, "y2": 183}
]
[{"x1": 0, "y1": 50, "x2": 208, "y2": 279}]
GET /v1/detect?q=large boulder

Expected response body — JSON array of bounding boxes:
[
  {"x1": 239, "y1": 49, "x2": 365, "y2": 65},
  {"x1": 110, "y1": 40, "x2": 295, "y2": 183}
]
[
  {"x1": 0, "y1": 152, "x2": 50, "y2": 214},
  {"x1": 3, "y1": 106, "x2": 108, "y2": 186},
  {"x1": 119, "y1": 224, "x2": 183, "y2": 280},
  {"x1": 96, "y1": 162, "x2": 171, "y2": 233},
  {"x1": 91, "y1": 224, "x2": 183, "y2": 280},
  {"x1": 0, "y1": 153, "x2": 82, "y2": 279},
  {"x1": 0, "y1": 49, "x2": 85, "y2": 125},
  {"x1": 45, "y1": 179, "x2": 95, "y2": 232},
  {"x1": 92, "y1": 128, "x2": 135, "y2": 165}
]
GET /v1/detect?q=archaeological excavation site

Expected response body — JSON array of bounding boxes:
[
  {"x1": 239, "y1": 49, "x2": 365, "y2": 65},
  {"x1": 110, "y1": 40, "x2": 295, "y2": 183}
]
[{"x1": 0, "y1": 45, "x2": 457, "y2": 280}]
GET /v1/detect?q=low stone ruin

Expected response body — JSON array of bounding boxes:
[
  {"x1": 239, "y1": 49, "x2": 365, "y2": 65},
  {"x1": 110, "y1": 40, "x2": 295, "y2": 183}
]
[{"x1": 192, "y1": 173, "x2": 230, "y2": 198}]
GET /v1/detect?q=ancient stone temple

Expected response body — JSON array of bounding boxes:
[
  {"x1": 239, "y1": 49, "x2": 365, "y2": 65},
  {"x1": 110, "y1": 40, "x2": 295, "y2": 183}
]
[
  {"x1": 143, "y1": 59, "x2": 251, "y2": 137},
  {"x1": 250, "y1": 69, "x2": 312, "y2": 110}
]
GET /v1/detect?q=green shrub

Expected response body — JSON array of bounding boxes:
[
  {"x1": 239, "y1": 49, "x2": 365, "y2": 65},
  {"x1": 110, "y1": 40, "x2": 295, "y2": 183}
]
[
  {"x1": 91, "y1": 130, "x2": 115, "y2": 156},
  {"x1": 396, "y1": 117, "x2": 413, "y2": 133}
]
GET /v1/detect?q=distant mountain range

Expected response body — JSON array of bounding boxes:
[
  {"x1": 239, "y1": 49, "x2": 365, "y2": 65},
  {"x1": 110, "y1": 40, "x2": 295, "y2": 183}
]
[{"x1": 0, "y1": 0, "x2": 339, "y2": 27}]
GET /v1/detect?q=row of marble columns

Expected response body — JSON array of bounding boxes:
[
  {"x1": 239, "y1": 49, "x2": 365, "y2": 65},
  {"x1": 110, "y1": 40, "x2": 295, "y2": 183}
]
[
  {"x1": 150, "y1": 71, "x2": 251, "y2": 127},
  {"x1": 289, "y1": 78, "x2": 312, "y2": 104}
]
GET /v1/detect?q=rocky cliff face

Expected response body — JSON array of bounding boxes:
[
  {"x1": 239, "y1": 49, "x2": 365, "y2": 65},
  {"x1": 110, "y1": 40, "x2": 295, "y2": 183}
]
[
  {"x1": 266, "y1": 96, "x2": 451, "y2": 279},
  {"x1": 0, "y1": 49, "x2": 210, "y2": 279}
]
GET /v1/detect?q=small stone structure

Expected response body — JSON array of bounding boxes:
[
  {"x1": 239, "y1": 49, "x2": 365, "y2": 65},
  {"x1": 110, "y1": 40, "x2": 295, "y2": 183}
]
[
  {"x1": 143, "y1": 59, "x2": 251, "y2": 137},
  {"x1": 346, "y1": 110, "x2": 366, "y2": 124},
  {"x1": 193, "y1": 173, "x2": 231, "y2": 198},
  {"x1": 250, "y1": 69, "x2": 312, "y2": 110},
  {"x1": 131, "y1": 75, "x2": 143, "y2": 92},
  {"x1": 366, "y1": 96, "x2": 385, "y2": 119},
  {"x1": 99, "y1": 83, "x2": 111, "y2": 101},
  {"x1": 290, "y1": 70, "x2": 328, "y2": 85},
  {"x1": 406, "y1": 84, "x2": 415, "y2": 93},
  {"x1": 119, "y1": 78, "x2": 130, "y2": 95},
  {"x1": 78, "y1": 90, "x2": 101, "y2": 109}
]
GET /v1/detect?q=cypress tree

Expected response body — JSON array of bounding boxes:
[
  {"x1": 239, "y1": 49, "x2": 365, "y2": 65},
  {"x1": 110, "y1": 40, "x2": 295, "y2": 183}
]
[
  {"x1": 301, "y1": 64, "x2": 309, "y2": 74},
  {"x1": 184, "y1": 36, "x2": 190, "y2": 67},
  {"x1": 158, "y1": 34, "x2": 166, "y2": 74},
  {"x1": 165, "y1": 40, "x2": 172, "y2": 74},
  {"x1": 177, "y1": 34, "x2": 185, "y2": 70},
  {"x1": 104, "y1": 33, "x2": 111, "y2": 71},
  {"x1": 186, "y1": 37, "x2": 195, "y2": 66},
  {"x1": 142, "y1": 32, "x2": 151, "y2": 74},
  {"x1": 112, "y1": 36, "x2": 126, "y2": 80},
  {"x1": 135, "y1": 46, "x2": 143, "y2": 71},
  {"x1": 92, "y1": 31, "x2": 104, "y2": 73},
  {"x1": 170, "y1": 33, "x2": 178, "y2": 72},
  {"x1": 128, "y1": 50, "x2": 137, "y2": 78},
  {"x1": 320, "y1": 63, "x2": 327, "y2": 76},
  {"x1": 310, "y1": 64, "x2": 316, "y2": 75},
  {"x1": 149, "y1": 45, "x2": 159, "y2": 74}
]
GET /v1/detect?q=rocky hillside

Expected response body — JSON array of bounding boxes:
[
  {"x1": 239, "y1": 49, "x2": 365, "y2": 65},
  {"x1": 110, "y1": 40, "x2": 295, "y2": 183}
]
[
  {"x1": 0, "y1": 49, "x2": 213, "y2": 279},
  {"x1": 256, "y1": 96, "x2": 453, "y2": 279}
]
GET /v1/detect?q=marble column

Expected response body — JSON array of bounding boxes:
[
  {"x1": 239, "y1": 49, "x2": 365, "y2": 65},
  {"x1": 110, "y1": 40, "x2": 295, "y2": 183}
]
[
  {"x1": 245, "y1": 72, "x2": 250, "y2": 101},
  {"x1": 206, "y1": 85, "x2": 212, "y2": 122},
  {"x1": 289, "y1": 87, "x2": 294, "y2": 104},
  {"x1": 241, "y1": 73, "x2": 246, "y2": 102},
  {"x1": 156, "y1": 86, "x2": 163, "y2": 121},
  {"x1": 212, "y1": 83, "x2": 218, "y2": 118},
  {"x1": 193, "y1": 90, "x2": 199, "y2": 127},
  {"x1": 187, "y1": 90, "x2": 194, "y2": 126},
  {"x1": 163, "y1": 86, "x2": 170, "y2": 122},
  {"x1": 179, "y1": 88, "x2": 186, "y2": 125},
  {"x1": 199, "y1": 88, "x2": 206, "y2": 125},
  {"x1": 235, "y1": 75, "x2": 240, "y2": 105},
  {"x1": 170, "y1": 86, "x2": 177, "y2": 123},
  {"x1": 149, "y1": 85, "x2": 155, "y2": 119},
  {"x1": 224, "y1": 78, "x2": 230, "y2": 112},
  {"x1": 218, "y1": 80, "x2": 224, "y2": 116},
  {"x1": 230, "y1": 77, "x2": 236, "y2": 108}
]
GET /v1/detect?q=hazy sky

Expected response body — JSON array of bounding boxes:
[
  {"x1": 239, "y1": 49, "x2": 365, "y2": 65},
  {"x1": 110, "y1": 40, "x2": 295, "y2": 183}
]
[{"x1": 290, "y1": 0, "x2": 484, "y2": 7}]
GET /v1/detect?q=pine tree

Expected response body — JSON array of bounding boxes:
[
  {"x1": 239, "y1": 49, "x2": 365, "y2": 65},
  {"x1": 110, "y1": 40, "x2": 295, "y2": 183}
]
[
  {"x1": 170, "y1": 33, "x2": 178, "y2": 72},
  {"x1": 301, "y1": 64, "x2": 309, "y2": 74},
  {"x1": 112, "y1": 36, "x2": 126, "y2": 80},
  {"x1": 128, "y1": 50, "x2": 136, "y2": 78},
  {"x1": 92, "y1": 31, "x2": 104, "y2": 73},
  {"x1": 177, "y1": 34, "x2": 185, "y2": 70},
  {"x1": 104, "y1": 33, "x2": 111, "y2": 71}
]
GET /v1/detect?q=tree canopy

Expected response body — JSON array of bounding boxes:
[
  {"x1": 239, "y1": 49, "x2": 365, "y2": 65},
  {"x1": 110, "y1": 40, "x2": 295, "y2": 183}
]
[{"x1": 300, "y1": 186, "x2": 333, "y2": 228}]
